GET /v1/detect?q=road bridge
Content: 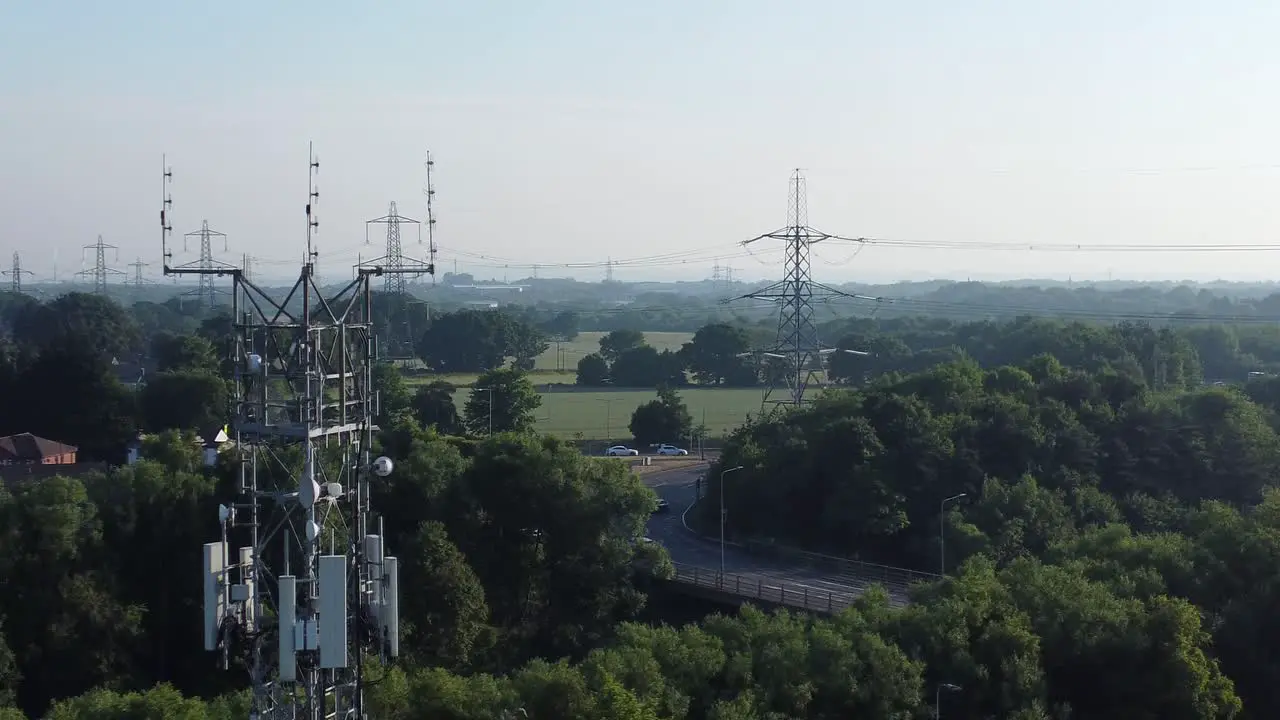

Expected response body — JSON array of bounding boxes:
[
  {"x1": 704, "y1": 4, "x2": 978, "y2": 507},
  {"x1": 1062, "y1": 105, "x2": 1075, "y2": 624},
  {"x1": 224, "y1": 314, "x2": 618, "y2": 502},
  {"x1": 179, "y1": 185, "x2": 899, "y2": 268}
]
[{"x1": 642, "y1": 463, "x2": 936, "y2": 613}]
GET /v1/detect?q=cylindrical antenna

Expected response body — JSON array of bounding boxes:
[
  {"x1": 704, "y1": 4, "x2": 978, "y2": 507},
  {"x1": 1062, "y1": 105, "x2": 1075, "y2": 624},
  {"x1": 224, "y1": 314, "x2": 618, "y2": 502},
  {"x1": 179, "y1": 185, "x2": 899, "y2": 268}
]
[
  {"x1": 306, "y1": 142, "x2": 320, "y2": 263},
  {"x1": 161, "y1": 154, "x2": 173, "y2": 272},
  {"x1": 424, "y1": 150, "x2": 437, "y2": 282}
]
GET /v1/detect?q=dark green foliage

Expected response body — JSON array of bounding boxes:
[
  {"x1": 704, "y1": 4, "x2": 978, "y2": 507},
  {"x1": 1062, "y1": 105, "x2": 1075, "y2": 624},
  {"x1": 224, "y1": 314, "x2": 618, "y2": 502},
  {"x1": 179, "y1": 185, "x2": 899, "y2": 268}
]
[
  {"x1": 16, "y1": 288, "x2": 1280, "y2": 718},
  {"x1": 629, "y1": 386, "x2": 693, "y2": 447}
]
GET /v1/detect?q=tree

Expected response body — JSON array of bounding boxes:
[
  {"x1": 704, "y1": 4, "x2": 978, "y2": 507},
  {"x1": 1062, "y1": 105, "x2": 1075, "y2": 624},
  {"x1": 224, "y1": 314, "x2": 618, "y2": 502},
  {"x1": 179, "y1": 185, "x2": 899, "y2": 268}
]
[
  {"x1": 599, "y1": 330, "x2": 646, "y2": 364},
  {"x1": 500, "y1": 317, "x2": 550, "y2": 371},
  {"x1": 540, "y1": 311, "x2": 580, "y2": 342},
  {"x1": 82, "y1": 448, "x2": 223, "y2": 698},
  {"x1": 464, "y1": 368, "x2": 543, "y2": 436},
  {"x1": 629, "y1": 386, "x2": 692, "y2": 447},
  {"x1": 150, "y1": 333, "x2": 219, "y2": 374},
  {"x1": 0, "y1": 477, "x2": 144, "y2": 716},
  {"x1": 139, "y1": 371, "x2": 226, "y2": 432},
  {"x1": 400, "y1": 521, "x2": 491, "y2": 669},
  {"x1": 3, "y1": 336, "x2": 138, "y2": 461},
  {"x1": 448, "y1": 434, "x2": 654, "y2": 660},
  {"x1": 417, "y1": 310, "x2": 510, "y2": 373},
  {"x1": 576, "y1": 353, "x2": 610, "y2": 386},
  {"x1": 372, "y1": 362, "x2": 413, "y2": 425},
  {"x1": 611, "y1": 346, "x2": 668, "y2": 388},
  {"x1": 682, "y1": 323, "x2": 753, "y2": 386},
  {"x1": 0, "y1": 617, "x2": 16, "y2": 709},
  {"x1": 416, "y1": 310, "x2": 549, "y2": 373},
  {"x1": 12, "y1": 293, "x2": 142, "y2": 360},
  {"x1": 410, "y1": 381, "x2": 463, "y2": 435}
]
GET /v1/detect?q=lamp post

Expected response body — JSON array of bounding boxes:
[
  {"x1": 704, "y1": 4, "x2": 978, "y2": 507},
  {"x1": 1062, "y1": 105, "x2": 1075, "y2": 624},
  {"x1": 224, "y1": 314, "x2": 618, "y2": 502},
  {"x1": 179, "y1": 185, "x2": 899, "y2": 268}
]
[
  {"x1": 935, "y1": 682, "x2": 960, "y2": 718},
  {"x1": 476, "y1": 386, "x2": 494, "y2": 436},
  {"x1": 720, "y1": 465, "x2": 744, "y2": 574},
  {"x1": 597, "y1": 398, "x2": 616, "y2": 448},
  {"x1": 940, "y1": 493, "x2": 967, "y2": 576}
]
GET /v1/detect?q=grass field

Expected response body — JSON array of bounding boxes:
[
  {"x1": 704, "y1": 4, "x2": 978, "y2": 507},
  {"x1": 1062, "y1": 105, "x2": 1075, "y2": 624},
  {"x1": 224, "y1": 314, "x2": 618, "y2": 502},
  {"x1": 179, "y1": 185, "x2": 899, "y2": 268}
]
[
  {"x1": 536, "y1": 331, "x2": 694, "y2": 372},
  {"x1": 405, "y1": 330, "x2": 764, "y2": 440},
  {"x1": 407, "y1": 331, "x2": 695, "y2": 387},
  {"x1": 456, "y1": 387, "x2": 763, "y2": 440}
]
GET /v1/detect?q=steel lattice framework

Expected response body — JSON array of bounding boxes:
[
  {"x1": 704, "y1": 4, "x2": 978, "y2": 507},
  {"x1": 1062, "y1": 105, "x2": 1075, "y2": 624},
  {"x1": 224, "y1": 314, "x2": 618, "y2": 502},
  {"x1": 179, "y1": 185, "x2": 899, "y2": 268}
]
[
  {"x1": 164, "y1": 146, "x2": 415, "y2": 719},
  {"x1": 364, "y1": 201, "x2": 426, "y2": 296},
  {"x1": 176, "y1": 220, "x2": 236, "y2": 308},
  {"x1": 77, "y1": 234, "x2": 125, "y2": 294},
  {"x1": 733, "y1": 170, "x2": 868, "y2": 408},
  {"x1": 2, "y1": 252, "x2": 32, "y2": 293}
]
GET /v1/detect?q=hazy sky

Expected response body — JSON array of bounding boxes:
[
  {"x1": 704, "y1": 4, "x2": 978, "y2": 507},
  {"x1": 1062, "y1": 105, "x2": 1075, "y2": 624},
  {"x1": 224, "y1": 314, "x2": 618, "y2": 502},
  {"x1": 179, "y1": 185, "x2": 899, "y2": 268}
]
[{"x1": 5, "y1": 1, "x2": 1280, "y2": 286}]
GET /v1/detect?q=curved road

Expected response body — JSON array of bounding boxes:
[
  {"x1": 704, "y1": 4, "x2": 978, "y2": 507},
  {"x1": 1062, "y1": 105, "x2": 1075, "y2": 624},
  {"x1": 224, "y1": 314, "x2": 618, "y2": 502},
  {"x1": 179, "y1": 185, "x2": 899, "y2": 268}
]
[{"x1": 642, "y1": 462, "x2": 913, "y2": 609}]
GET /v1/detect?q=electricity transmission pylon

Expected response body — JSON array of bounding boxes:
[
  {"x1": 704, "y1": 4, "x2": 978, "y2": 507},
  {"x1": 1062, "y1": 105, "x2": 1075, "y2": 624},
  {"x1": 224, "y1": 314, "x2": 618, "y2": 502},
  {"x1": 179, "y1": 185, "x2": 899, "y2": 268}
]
[
  {"x1": 2, "y1": 252, "x2": 33, "y2": 293},
  {"x1": 731, "y1": 169, "x2": 870, "y2": 408},
  {"x1": 364, "y1": 201, "x2": 425, "y2": 295},
  {"x1": 77, "y1": 235, "x2": 125, "y2": 294},
  {"x1": 179, "y1": 220, "x2": 235, "y2": 308},
  {"x1": 128, "y1": 257, "x2": 149, "y2": 286}
]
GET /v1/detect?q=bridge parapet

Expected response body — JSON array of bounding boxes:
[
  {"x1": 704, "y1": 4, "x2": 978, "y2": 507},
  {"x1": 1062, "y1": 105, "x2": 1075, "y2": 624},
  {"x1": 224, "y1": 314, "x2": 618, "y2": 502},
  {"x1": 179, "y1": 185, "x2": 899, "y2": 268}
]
[
  {"x1": 736, "y1": 540, "x2": 939, "y2": 592},
  {"x1": 666, "y1": 562, "x2": 908, "y2": 614}
]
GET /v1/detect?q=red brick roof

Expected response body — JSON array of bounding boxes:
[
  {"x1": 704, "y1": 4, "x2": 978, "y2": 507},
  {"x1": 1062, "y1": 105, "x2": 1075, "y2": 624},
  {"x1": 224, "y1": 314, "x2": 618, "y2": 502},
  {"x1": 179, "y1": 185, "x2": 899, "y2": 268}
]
[{"x1": 0, "y1": 433, "x2": 78, "y2": 462}]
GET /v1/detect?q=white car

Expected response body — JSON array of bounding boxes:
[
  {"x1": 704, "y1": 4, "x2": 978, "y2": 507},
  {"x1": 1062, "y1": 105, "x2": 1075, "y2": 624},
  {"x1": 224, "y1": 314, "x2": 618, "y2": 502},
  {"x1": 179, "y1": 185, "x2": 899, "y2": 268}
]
[
  {"x1": 605, "y1": 445, "x2": 639, "y2": 456},
  {"x1": 656, "y1": 444, "x2": 688, "y2": 456}
]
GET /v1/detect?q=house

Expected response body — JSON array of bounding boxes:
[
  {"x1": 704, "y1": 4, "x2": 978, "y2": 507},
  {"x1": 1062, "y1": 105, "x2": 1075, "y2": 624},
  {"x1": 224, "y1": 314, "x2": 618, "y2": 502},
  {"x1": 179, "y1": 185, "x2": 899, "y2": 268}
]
[
  {"x1": 0, "y1": 433, "x2": 78, "y2": 465},
  {"x1": 0, "y1": 433, "x2": 107, "y2": 488}
]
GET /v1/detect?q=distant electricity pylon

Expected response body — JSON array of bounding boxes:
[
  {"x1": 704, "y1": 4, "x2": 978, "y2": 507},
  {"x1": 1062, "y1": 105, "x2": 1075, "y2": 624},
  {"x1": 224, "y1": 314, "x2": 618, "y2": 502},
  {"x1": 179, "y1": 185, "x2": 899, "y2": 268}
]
[
  {"x1": 730, "y1": 169, "x2": 870, "y2": 408},
  {"x1": 128, "y1": 257, "x2": 149, "y2": 286},
  {"x1": 165, "y1": 145, "x2": 407, "y2": 719},
  {"x1": 178, "y1": 220, "x2": 235, "y2": 308},
  {"x1": 2, "y1": 252, "x2": 33, "y2": 293},
  {"x1": 77, "y1": 235, "x2": 124, "y2": 295},
  {"x1": 364, "y1": 201, "x2": 426, "y2": 295}
]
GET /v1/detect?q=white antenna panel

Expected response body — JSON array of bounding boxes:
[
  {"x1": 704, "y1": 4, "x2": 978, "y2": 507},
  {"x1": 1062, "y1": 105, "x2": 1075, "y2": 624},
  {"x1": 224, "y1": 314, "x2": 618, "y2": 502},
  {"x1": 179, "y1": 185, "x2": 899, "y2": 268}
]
[
  {"x1": 278, "y1": 576, "x2": 297, "y2": 682},
  {"x1": 364, "y1": 534, "x2": 383, "y2": 608},
  {"x1": 318, "y1": 555, "x2": 349, "y2": 669},
  {"x1": 239, "y1": 546, "x2": 256, "y2": 632},
  {"x1": 202, "y1": 542, "x2": 226, "y2": 651},
  {"x1": 383, "y1": 556, "x2": 400, "y2": 659}
]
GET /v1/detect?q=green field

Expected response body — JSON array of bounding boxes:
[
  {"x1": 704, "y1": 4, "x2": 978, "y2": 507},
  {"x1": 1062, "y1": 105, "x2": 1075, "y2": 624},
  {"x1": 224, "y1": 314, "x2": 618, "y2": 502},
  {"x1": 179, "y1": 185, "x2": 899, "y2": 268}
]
[
  {"x1": 456, "y1": 387, "x2": 763, "y2": 440},
  {"x1": 405, "y1": 330, "x2": 764, "y2": 440},
  {"x1": 408, "y1": 331, "x2": 695, "y2": 387},
  {"x1": 537, "y1": 331, "x2": 693, "y2": 372}
]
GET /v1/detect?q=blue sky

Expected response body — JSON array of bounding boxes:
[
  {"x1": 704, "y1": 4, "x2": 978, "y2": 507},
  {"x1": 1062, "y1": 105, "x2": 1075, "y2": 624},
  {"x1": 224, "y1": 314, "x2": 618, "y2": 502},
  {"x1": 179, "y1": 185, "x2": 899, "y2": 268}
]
[{"x1": 5, "y1": 1, "x2": 1280, "y2": 284}]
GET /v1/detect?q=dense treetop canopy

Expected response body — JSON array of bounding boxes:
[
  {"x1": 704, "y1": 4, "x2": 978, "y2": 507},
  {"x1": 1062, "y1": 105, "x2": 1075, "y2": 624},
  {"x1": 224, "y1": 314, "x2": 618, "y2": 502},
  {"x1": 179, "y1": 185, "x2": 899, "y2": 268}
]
[{"x1": 5, "y1": 286, "x2": 1280, "y2": 718}]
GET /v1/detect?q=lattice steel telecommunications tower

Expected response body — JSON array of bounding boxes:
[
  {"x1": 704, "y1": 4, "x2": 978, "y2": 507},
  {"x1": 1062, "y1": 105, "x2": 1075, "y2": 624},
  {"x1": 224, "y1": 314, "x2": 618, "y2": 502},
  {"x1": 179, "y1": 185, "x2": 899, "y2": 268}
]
[
  {"x1": 77, "y1": 234, "x2": 124, "y2": 294},
  {"x1": 732, "y1": 169, "x2": 868, "y2": 408},
  {"x1": 363, "y1": 201, "x2": 425, "y2": 295},
  {"x1": 2, "y1": 252, "x2": 33, "y2": 293},
  {"x1": 163, "y1": 146, "x2": 408, "y2": 719}
]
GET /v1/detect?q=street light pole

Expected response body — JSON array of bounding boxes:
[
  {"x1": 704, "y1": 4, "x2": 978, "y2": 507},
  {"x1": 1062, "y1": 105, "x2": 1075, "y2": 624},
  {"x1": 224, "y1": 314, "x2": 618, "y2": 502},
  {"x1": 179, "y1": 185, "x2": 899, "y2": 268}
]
[
  {"x1": 940, "y1": 493, "x2": 968, "y2": 576},
  {"x1": 474, "y1": 386, "x2": 494, "y2": 437},
  {"x1": 597, "y1": 398, "x2": 615, "y2": 446},
  {"x1": 720, "y1": 465, "x2": 744, "y2": 574},
  {"x1": 935, "y1": 682, "x2": 961, "y2": 718}
]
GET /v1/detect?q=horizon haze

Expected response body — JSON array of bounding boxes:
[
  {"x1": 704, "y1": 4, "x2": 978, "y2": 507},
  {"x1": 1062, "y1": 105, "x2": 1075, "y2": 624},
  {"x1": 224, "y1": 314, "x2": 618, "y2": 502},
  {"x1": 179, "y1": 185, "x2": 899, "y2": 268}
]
[{"x1": 5, "y1": 1, "x2": 1280, "y2": 285}]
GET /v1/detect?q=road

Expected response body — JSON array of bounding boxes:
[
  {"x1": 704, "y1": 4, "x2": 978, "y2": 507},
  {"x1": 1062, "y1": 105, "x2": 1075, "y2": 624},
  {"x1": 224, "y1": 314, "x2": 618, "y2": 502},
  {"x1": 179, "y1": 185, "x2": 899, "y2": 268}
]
[{"x1": 641, "y1": 462, "x2": 914, "y2": 609}]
